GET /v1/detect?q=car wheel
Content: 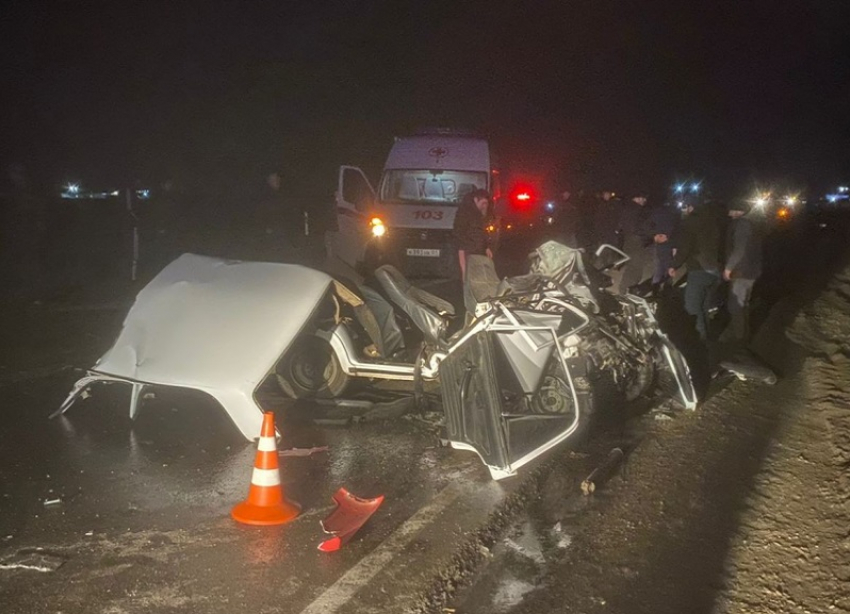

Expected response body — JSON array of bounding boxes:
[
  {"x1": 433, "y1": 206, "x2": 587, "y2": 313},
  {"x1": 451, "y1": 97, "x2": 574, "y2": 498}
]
[
  {"x1": 531, "y1": 370, "x2": 594, "y2": 444},
  {"x1": 275, "y1": 335, "x2": 350, "y2": 399}
]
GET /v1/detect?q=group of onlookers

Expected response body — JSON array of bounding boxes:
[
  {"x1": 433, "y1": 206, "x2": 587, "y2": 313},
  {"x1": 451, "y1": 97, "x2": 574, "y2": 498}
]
[
  {"x1": 560, "y1": 189, "x2": 764, "y2": 345},
  {"x1": 452, "y1": 184, "x2": 765, "y2": 346}
]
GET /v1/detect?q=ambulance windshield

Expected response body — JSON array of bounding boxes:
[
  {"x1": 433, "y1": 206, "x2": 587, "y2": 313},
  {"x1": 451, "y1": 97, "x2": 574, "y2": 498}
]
[{"x1": 379, "y1": 170, "x2": 488, "y2": 205}]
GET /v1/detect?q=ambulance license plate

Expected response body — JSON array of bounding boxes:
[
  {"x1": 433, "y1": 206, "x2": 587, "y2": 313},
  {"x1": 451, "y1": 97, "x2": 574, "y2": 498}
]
[{"x1": 406, "y1": 248, "x2": 441, "y2": 257}]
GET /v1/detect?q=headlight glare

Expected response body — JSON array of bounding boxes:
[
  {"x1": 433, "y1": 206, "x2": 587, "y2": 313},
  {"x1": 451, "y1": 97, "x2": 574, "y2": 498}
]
[{"x1": 370, "y1": 217, "x2": 386, "y2": 238}]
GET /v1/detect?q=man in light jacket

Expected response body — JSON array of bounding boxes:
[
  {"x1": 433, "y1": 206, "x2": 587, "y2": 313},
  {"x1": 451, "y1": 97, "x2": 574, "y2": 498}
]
[{"x1": 722, "y1": 201, "x2": 763, "y2": 342}]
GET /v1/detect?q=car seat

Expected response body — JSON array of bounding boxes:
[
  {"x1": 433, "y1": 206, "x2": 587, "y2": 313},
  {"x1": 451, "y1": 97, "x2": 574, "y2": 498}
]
[{"x1": 373, "y1": 265, "x2": 455, "y2": 347}]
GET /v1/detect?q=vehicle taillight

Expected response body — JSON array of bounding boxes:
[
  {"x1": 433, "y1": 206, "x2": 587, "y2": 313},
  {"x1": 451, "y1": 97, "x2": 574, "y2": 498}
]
[{"x1": 509, "y1": 184, "x2": 536, "y2": 208}]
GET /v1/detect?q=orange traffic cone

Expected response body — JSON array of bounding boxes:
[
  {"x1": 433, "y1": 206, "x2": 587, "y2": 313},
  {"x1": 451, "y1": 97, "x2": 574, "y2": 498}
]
[{"x1": 231, "y1": 412, "x2": 301, "y2": 526}]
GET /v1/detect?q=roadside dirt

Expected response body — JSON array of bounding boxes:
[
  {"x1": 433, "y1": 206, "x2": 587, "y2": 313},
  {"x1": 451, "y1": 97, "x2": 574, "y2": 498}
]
[{"x1": 713, "y1": 264, "x2": 850, "y2": 614}]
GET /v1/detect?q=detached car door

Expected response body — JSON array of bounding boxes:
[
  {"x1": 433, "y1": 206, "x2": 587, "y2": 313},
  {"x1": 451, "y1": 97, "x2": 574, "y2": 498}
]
[
  {"x1": 439, "y1": 310, "x2": 591, "y2": 480},
  {"x1": 328, "y1": 166, "x2": 376, "y2": 268}
]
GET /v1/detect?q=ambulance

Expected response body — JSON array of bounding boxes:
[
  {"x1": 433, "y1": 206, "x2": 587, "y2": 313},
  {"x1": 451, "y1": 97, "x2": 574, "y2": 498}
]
[{"x1": 327, "y1": 129, "x2": 501, "y2": 277}]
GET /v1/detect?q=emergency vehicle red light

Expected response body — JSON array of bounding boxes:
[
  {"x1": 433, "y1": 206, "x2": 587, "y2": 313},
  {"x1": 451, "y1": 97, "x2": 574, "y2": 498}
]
[{"x1": 516, "y1": 193, "x2": 531, "y2": 201}]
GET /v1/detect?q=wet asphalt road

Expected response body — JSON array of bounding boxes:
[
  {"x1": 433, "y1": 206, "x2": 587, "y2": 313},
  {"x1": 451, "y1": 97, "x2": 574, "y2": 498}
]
[
  {"x1": 0, "y1": 232, "x2": 551, "y2": 614},
  {"x1": 0, "y1": 364, "x2": 518, "y2": 613}
]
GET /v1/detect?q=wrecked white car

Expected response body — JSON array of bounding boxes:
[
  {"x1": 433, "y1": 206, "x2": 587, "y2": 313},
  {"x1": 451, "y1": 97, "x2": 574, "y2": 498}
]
[{"x1": 55, "y1": 243, "x2": 696, "y2": 480}]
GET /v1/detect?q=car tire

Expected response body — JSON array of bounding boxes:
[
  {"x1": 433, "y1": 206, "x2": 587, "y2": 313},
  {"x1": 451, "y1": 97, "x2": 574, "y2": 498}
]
[{"x1": 275, "y1": 335, "x2": 350, "y2": 399}]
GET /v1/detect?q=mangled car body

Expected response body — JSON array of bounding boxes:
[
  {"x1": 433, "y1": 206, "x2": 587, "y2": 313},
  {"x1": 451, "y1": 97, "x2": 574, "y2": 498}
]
[{"x1": 56, "y1": 243, "x2": 696, "y2": 480}]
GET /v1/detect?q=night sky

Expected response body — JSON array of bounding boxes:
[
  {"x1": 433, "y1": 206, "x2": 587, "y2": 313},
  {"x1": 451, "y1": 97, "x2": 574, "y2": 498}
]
[{"x1": 2, "y1": 1, "x2": 848, "y2": 198}]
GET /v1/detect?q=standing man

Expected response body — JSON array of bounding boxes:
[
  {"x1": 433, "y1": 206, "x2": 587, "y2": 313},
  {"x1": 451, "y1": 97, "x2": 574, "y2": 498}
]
[
  {"x1": 591, "y1": 189, "x2": 621, "y2": 251},
  {"x1": 651, "y1": 200, "x2": 680, "y2": 288},
  {"x1": 668, "y1": 200, "x2": 722, "y2": 341},
  {"x1": 616, "y1": 192, "x2": 658, "y2": 293},
  {"x1": 722, "y1": 201, "x2": 763, "y2": 343},
  {"x1": 454, "y1": 188, "x2": 493, "y2": 280},
  {"x1": 259, "y1": 170, "x2": 303, "y2": 260},
  {"x1": 556, "y1": 188, "x2": 580, "y2": 248},
  {"x1": 138, "y1": 178, "x2": 181, "y2": 280}
]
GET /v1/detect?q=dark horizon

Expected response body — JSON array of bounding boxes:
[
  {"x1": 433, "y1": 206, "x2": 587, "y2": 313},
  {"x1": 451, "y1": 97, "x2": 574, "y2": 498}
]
[{"x1": 2, "y1": 1, "x2": 849, "y2": 199}]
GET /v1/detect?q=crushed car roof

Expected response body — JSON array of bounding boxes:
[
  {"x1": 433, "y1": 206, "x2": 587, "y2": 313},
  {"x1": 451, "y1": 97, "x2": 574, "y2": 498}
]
[{"x1": 59, "y1": 254, "x2": 334, "y2": 438}]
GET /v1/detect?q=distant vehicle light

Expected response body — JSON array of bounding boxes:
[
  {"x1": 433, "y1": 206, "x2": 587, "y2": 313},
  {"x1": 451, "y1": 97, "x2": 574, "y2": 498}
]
[
  {"x1": 777, "y1": 207, "x2": 791, "y2": 220},
  {"x1": 690, "y1": 183, "x2": 700, "y2": 193},
  {"x1": 67, "y1": 183, "x2": 79, "y2": 193},
  {"x1": 486, "y1": 224, "x2": 496, "y2": 233},
  {"x1": 674, "y1": 184, "x2": 685, "y2": 193},
  {"x1": 545, "y1": 202, "x2": 555, "y2": 211},
  {"x1": 785, "y1": 195, "x2": 798, "y2": 206},
  {"x1": 516, "y1": 192, "x2": 531, "y2": 201},
  {"x1": 370, "y1": 217, "x2": 386, "y2": 238}
]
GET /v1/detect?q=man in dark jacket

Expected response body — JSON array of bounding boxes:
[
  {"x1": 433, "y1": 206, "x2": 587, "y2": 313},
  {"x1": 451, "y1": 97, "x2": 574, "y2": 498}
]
[
  {"x1": 589, "y1": 190, "x2": 621, "y2": 251},
  {"x1": 453, "y1": 188, "x2": 493, "y2": 280},
  {"x1": 651, "y1": 201, "x2": 680, "y2": 286},
  {"x1": 668, "y1": 201, "x2": 722, "y2": 341},
  {"x1": 616, "y1": 192, "x2": 659, "y2": 293},
  {"x1": 722, "y1": 201, "x2": 763, "y2": 342},
  {"x1": 138, "y1": 179, "x2": 182, "y2": 280},
  {"x1": 556, "y1": 189, "x2": 580, "y2": 248}
]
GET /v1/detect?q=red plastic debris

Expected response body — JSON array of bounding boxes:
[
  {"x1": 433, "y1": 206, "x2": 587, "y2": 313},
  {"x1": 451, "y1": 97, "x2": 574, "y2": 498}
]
[
  {"x1": 317, "y1": 536, "x2": 343, "y2": 553},
  {"x1": 317, "y1": 487, "x2": 384, "y2": 552}
]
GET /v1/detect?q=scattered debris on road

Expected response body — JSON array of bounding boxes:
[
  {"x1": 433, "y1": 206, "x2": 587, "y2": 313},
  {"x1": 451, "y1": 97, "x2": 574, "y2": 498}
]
[
  {"x1": 318, "y1": 487, "x2": 384, "y2": 552},
  {"x1": 0, "y1": 549, "x2": 67, "y2": 573},
  {"x1": 278, "y1": 445, "x2": 329, "y2": 457}
]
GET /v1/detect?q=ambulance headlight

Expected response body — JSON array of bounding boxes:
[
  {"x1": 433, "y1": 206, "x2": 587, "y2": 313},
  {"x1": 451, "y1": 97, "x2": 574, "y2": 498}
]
[{"x1": 370, "y1": 217, "x2": 387, "y2": 238}]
